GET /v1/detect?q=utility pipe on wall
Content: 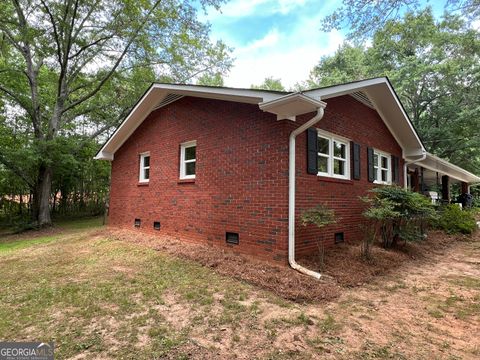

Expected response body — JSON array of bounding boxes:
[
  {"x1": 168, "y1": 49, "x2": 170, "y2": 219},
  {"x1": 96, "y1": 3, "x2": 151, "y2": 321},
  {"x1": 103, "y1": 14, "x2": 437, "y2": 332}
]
[{"x1": 288, "y1": 104, "x2": 326, "y2": 279}]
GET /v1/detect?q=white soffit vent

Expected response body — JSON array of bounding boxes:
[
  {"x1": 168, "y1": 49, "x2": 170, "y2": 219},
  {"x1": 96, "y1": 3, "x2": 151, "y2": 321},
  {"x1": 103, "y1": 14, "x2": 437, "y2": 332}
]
[
  {"x1": 152, "y1": 93, "x2": 184, "y2": 110},
  {"x1": 350, "y1": 91, "x2": 375, "y2": 109}
]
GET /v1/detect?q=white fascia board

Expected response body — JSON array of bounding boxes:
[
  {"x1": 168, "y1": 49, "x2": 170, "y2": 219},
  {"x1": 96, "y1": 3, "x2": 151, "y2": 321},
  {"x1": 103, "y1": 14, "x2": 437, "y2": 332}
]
[
  {"x1": 95, "y1": 84, "x2": 287, "y2": 159},
  {"x1": 416, "y1": 162, "x2": 470, "y2": 183},
  {"x1": 404, "y1": 149, "x2": 427, "y2": 158},
  {"x1": 151, "y1": 83, "x2": 283, "y2": 103},
  {"x1": 421, "y1": 153, "x2": 480, "y2": 183},
  {"x1": 383, "y1": 80, "x2": 425, "y2": 152},
  {"x1": 94, "y1": 150, "x2": 114, "y2": 161},
  {"x1": 96, "y1": 85, "x2": 160, "y2": 158},
  {"x1": 304, "y1": 78, "x2": 387, "y2": 99},
  {"x1": 259, "y1": 93, "x2": 326, "y2": 117},
  {"x1": 259, "y1": 92, "x2": 324, "y2": 110},
  {"x1": 305, "y1": 78, "x2": 425, "y2": 158}
]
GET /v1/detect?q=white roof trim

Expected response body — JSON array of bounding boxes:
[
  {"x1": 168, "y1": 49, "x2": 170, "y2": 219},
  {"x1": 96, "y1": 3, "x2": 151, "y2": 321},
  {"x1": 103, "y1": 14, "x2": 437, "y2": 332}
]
[
  {"x1": 95, "y1": 78, "x2": 426, "y2": 161},
  {"x1": 412, "y1": 153, "x2": 480, "y2": 184},
  {"x1": 95, "y1": 84, "x2": 288, "y2": 160},
  {"x1": 259, "y1": 93, "x2": 326, "y2": 119},
  {"x1": 304, "y1": 77, "x2": 425, "y2": 157}
]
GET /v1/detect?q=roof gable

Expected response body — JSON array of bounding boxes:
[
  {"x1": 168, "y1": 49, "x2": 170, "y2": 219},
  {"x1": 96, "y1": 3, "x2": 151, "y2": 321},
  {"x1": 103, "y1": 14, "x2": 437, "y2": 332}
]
[{"x1": 95, "y1": 77, "x2": 425, "y2": 160}]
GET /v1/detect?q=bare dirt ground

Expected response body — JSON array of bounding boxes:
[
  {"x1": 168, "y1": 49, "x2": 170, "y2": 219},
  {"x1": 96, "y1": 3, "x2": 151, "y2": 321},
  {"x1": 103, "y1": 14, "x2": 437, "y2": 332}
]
[
  {"x1": 106, "y1": 228, "x2": 480, "y2": 359},
  {"x1": 1, "y1": 220, "x2": 478, "y2": 359}
]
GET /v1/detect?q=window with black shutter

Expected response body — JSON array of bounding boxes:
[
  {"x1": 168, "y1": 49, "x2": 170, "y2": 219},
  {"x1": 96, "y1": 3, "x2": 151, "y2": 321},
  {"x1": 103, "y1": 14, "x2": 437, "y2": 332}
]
[
  {"x1": 392, "y1": 155, "x2": 400, "y2": 184},
  {"x1": 367, "y1": 147, "x2": 375, "y2": 182},
  {"x1": 312, "y1": 129, "x2": 351, "y2": 179},
  {"x1": 351, "y1": 142, "x2": 361, "y2": 180},
  {"x1": 307, "y1": 127, "x2": 318, "y2": 175}
]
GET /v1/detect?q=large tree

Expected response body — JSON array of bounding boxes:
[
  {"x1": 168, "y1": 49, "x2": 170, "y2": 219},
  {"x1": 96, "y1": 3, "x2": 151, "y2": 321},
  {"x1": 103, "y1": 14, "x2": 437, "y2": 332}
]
[
  {"x1": 322, "y1": 0, "x2": 480, "y2": 39},
  {"x1": 251, "y1": 77, "x2": 286, "y2": 91},
  {"x1": 311, "y1": 9, "x2": 480, "y2": 174},
  {"x1": 0, "y1": 0, "x2": 231, "y2": 226}
]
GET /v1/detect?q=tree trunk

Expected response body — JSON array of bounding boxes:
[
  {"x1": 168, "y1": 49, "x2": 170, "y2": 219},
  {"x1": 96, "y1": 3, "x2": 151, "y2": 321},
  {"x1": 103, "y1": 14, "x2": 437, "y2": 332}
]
[{"x1": 34, "y1": 164, "x2": 52, "y2": 227}]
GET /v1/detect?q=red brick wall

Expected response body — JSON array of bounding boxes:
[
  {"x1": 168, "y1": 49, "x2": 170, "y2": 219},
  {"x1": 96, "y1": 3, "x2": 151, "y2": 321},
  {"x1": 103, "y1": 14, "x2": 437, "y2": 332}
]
[
  {"x1": 291, "y1": 95, "x2": 404, "y2": 256},
  {"x1": 109, "y1": 94, "x2": 404, "y2": 263},
  {"x1": 109, "y1": 97, "x2": 291, "y2": 262}
]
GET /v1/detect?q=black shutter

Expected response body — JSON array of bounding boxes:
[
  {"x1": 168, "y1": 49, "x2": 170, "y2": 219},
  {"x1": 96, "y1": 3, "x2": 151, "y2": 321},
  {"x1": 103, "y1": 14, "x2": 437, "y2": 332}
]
[
  {"x1": 351, "y1": 142, "x2": 361, "y2": 180},
  {"x1": 392, "y1": 155, "x2": 400, "y2": 184},
  {"x1": 307, "y1": 127, "x2": 318, "y2": 175},
  {"x1": 367, "y1": 147, "x2": 375, "y2": 182}
]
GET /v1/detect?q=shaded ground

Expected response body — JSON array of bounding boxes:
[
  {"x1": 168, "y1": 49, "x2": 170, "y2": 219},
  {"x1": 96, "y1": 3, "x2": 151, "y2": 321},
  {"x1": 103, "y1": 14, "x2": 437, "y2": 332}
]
[{"x1": 0, "y1": 219, "x2": 478, "y2": 359}]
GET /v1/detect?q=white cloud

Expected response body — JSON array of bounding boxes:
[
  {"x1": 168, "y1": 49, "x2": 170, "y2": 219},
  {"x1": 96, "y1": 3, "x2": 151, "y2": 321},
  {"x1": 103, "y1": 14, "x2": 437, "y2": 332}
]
[
  {"x1": 472, "y1": 19, "x2": 480, "y2": 30},
  {"x1": 275, "y1": 0, "x2": 307, "y2": 15},
  {"x1": 236, "y1": 28, "x2": 280, "y2": 54},
  {"x1": 202, "y1": 0, "x2": 307, "y2": 21},
  {"x1": 224, "y1": 17, "x2": 344, "y2": 89}
]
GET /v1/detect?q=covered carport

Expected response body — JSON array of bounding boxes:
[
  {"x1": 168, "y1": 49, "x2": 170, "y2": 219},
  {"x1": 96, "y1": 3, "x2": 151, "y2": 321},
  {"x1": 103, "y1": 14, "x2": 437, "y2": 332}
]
[{"x1": 407, "y1": 153, "x2": 480, "y2": 205}]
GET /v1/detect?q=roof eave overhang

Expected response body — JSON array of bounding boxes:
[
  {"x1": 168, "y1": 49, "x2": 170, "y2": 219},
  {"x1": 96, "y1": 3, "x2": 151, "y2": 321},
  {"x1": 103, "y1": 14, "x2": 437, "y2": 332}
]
[
  {"x1": 259, "y1": 93, "x2": 326, "y2": 119},
  {"x1": 412, "y1": 153, "x2": 480, "y2": 184},
  {"x1": 304, "y1": 77, "x2": 426, "y2": 158},
  {"x1": 94, "y1": 84, "x2": 288, "y2": 160}
]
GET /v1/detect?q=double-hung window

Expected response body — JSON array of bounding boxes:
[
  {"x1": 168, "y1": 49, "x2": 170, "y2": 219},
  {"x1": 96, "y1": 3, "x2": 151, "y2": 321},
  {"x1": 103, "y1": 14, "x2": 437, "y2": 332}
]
[
  {"x1": 317, "y1": 131, "x2": 350, "y2": 179},
  {"x1": 180, "y1": 141, "x2": 196, "y2": 179},
  {"x1": 373, "y1": 150, "x2": 391, "y2": 184},
  {"x1": 139, "y1": 152, "x2": 150, "y2": 183}
]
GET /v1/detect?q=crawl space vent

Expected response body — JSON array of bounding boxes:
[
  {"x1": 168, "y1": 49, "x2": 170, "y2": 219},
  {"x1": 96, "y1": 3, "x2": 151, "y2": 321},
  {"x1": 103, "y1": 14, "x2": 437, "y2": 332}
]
[
  {"x1": 153, "y1": 221, "x2": 161, "y2": 230},
  {"x1": 134, "y1": 218, "x2": 141, "y2": 228},
  {"x1": 335, "y1": 232, "x2": 344, "y2": 244},
  {"x1": 226, "y1": 232, "x2": 239, "y2": 245}
]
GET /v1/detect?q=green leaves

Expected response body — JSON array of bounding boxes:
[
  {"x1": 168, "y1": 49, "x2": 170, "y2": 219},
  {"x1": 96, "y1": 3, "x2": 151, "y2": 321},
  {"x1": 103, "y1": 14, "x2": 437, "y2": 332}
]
[
  {"x1": 0, "y1": 0, "x2": 233, "y2": 223},
  {"x1": 251, "y1": 77, "x2": 286, "y2": 92},
  {"x1": 300, "y1": 205, "x2": 337, "y2": 229},
  {"x1": 311, "y1": 9, "x2": 480, "y2": 174},
  {"x1": 321, "y1": 0, "x2": 479, "y2": 40},
  {"x1": 436, "y1": 204, "x2": 477, "y2": 234}
]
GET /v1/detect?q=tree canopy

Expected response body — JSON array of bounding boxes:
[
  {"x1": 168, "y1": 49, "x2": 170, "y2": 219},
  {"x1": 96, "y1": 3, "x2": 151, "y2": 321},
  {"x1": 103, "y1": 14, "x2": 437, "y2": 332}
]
[
  {"x1": 251, "y1": 77, "x2": 286, "y2": 91},
  {"x1": 311, "y1": 9, "x2": 480, "y2": 174},
  {"x1": 0, "y1": 0, "x2": 232, "y2": 226},
  {"x1": 321, "y1": 0, "x2": 480, "y2": 39}
]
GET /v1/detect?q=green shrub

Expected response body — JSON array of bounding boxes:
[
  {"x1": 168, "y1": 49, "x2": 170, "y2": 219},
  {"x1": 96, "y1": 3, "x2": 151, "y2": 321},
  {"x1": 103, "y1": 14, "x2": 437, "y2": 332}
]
[
  {"x1": 436, "y1": 205, "x2": 477, "y2": 234},
  {"x1": 300, "y1": 205, "x2": 336, "y2": 228},
  {"x1": 300, "y1": 205, "x2": 337, "y2": 269},
  {"x1": 362, "y1": 186, "x2": 437, "y2": 249}
]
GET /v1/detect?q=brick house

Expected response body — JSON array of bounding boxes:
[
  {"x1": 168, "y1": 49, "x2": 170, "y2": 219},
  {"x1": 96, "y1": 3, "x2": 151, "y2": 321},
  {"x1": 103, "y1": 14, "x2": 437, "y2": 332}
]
[{"x1": 96, "y1": 77, "x2": 480, "y2": 278}]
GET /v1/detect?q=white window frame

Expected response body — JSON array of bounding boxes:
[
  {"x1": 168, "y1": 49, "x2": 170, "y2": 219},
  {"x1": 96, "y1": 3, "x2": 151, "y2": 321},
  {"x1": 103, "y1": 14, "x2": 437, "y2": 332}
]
[
  {"x1": 139, "y1": 152, "x2": 150, "y2": 183},
  {"x1": 317, "y1": 130, "x2": 350, "y2": 180},
  {"x1": 373, "y1": 149, "x2": 392, "y2": 185},
  {"x1": 180, "y1": 140, "x2": 196, "y2": 179}
]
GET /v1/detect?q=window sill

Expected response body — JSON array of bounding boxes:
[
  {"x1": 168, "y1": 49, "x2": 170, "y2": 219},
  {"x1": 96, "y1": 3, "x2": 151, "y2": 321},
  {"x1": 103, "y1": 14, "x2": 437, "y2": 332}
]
[
  {"x1": 178, "y1": 178, "x2": 196, "y2": 184},
  {"x1": 373, "y1": 181, "x2": 392, "y2": 186},
  {"x1": 137, "y1": 182, "x2": 149, "y2": 186},
  {"x1": 317, "y1": 176, "x2": 354, "y2": 185}
]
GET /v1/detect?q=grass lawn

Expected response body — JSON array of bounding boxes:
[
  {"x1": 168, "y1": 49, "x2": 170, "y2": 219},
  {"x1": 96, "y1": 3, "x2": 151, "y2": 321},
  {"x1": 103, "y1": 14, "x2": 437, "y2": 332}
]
[{"x1": 0, "y1": 218, "x2": 479, "y2": 359}]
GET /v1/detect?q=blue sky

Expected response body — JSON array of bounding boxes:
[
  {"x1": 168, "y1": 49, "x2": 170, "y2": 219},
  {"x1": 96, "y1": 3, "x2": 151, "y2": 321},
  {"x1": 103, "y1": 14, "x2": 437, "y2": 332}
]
[{"x1": 198, "y1": 0, "x2": 449, "y2": 89}]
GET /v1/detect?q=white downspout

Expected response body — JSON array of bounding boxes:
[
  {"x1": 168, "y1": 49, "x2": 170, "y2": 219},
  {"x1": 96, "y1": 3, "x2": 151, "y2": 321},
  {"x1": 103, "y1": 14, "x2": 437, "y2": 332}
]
[
  {"x1": 403, "y1": 152, "x2": 427, "y2": 190},
  {"x1": 288, "y1": 105, "x2": 326, "y2": 279}
]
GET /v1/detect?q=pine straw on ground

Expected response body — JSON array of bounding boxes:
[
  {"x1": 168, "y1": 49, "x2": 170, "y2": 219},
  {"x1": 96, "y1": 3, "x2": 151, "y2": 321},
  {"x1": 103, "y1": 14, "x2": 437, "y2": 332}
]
[
  {"x1": 301, "y1": 230, "x2": 470, "y2": 287},
  {"x1": 105, "y1": 228, "x2": 471, "y2": 303},
  {"x1": 106, "y1": 228, "x2": 341, "y2": 303}
]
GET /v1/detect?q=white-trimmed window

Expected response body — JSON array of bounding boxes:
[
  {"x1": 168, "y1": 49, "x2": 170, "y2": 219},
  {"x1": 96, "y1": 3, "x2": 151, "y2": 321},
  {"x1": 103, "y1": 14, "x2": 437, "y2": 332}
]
[
  {"x1": 180, "y1": 140, "x2": 196, "y2": 179},
  {"x1": 139, "y1": 152, "x2": 150, "y2": 183},
  {"x1": 373, "y1": 149, "x2": 391, "y2": 184},
  {"x1": 317, "y1": 131, "x2": 350, "y2": 179}
]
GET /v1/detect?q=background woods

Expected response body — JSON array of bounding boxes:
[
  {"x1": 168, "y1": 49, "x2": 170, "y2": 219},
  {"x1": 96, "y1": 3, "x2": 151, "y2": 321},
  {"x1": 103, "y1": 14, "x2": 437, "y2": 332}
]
[
  {"x1": 0, "y1": 0, "x2": 232, "y2": 227},
  {"x1": 1, "y1": 1, "x2": 479, "y2": 229}
]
